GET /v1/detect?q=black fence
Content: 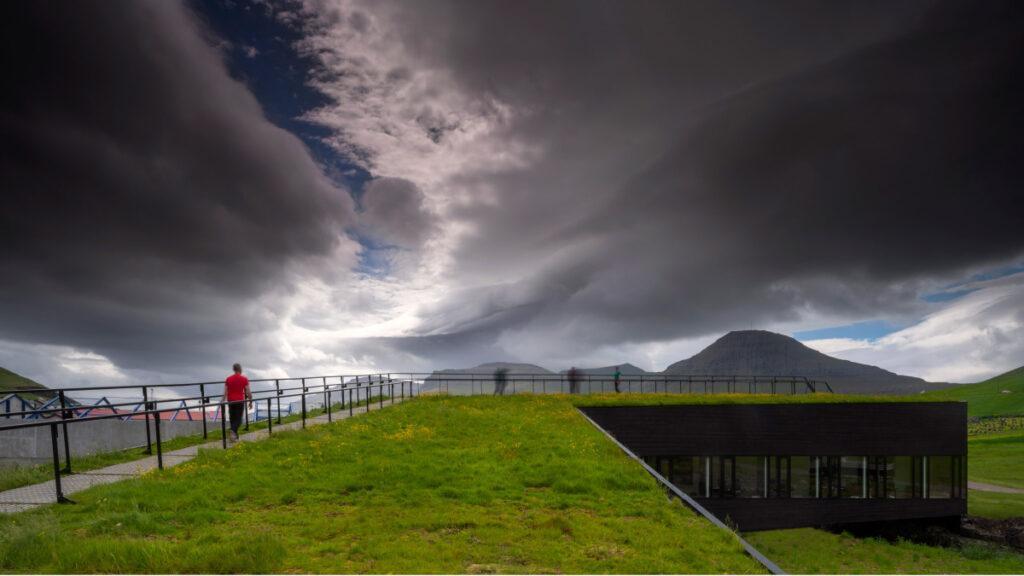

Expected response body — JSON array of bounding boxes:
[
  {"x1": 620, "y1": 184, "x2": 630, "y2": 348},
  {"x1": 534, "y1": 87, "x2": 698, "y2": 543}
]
[
  {"x1": 420, "y1": 372, "x2": 832, "y2": 395},
  {"x1": 1, "y1": 371, "x2": 830, "y2": 505},
  {"x1": 1, "y1": 375, "x2": 415, "y2": 503}
]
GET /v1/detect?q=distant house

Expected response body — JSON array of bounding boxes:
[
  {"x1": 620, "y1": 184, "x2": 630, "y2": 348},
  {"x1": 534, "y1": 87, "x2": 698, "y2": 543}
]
[{"x1": 0, "y1": 392, "x2": 43, "y2": 419}]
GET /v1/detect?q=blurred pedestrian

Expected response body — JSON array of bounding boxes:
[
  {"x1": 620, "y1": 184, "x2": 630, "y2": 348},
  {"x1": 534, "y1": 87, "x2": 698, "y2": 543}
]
[
  {"x1": 567, "y1": 366, "x2": 581, "y2": 394},
  {"x1": 494, "y1": 367, "x2": 509, "y2": 396},
  {"x1": 613, "y1": 366, "x2": 622, "y2": 393}
]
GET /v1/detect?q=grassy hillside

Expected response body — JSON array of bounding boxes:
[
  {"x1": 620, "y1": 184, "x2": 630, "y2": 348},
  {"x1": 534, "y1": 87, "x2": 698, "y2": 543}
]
[
  {"x1": 921, "y1": 366, "x2": 1024, "y2": 417},
  {"x1": 0, "y1": 366, "x2": 49, "y2": 399},
  {"x1": 966, "y1": 429, "x2": 1024, "y2": 520},
  {"x1": 0, "y1": 396, "x2": 762, "y2": 573},
  {"x1": 747, "y1": 528, "x2": 1024, "y2": 574}
]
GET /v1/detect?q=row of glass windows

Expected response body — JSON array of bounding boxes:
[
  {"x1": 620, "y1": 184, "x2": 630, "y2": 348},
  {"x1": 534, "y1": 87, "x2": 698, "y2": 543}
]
[{"x1": 642, "y1": 455, "x2": 966, "y2": 499}]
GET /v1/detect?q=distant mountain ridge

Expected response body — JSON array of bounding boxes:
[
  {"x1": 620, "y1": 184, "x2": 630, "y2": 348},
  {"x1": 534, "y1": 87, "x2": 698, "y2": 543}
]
[
  {"x1": 562, "y1": 363, "x2": 647, "y2": 375},
  {"x1": 663, "y1": 330, "x2": 948, "y2": 394},
  {"x1": 430, "y1": 362, "x2": 554, "y2": 375}
]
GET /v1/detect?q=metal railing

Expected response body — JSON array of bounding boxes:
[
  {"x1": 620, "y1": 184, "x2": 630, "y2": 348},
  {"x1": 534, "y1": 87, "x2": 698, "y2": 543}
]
[
  {"x1": 418, "y1": 372, "x2": 832, "y2": 395},
  {"x1": 0, "y1": 370, "x2": 829, "y2": 505},
  {"x1": 0, "y1": 375, "x2": 416, "y2": 503}
]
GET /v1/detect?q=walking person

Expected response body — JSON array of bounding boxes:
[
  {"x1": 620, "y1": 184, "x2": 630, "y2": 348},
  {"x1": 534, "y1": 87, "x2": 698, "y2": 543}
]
[
  {"x1": 493, "y1": 367, "x2": 509, "y2": 396},
  {"x1": 223, "y1": 363, "x2": 252, "y2": 443},
  {"x1": 567, "y1": 366, "x2": 581, "y2": 395},
  {"x1": 613, "y1": 366, "x2": 622, "y2": 393}
]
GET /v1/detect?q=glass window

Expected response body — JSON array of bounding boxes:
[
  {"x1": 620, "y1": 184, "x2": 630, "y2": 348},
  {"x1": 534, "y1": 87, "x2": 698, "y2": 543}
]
[
  {"x1": 669, "y1": 457, "x2": 702, "y2": 495},
  {"x1": 928, "y1": 456, "x2": 954, "y2": 499},
  {"x1": 734, "y1": 457, "x2": 765, "y2": 498},
  {"x1": 790, "y1": 456, "x2": 815, "y2": 498},
  {"x1": 841, "y1": 456, "x2": 867, "y2": 498},
  {"x1": 707, "y1": 456, "x2": 734, "y2": 497},
  {"x1": 887, "y1": 456, "x2": 917, "y2": 498}
]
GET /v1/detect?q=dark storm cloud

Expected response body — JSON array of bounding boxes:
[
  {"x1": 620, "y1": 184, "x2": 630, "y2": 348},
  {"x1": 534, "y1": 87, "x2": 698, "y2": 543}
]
[
  {"x1": 356, "y1": 178, "x2": 435, "y2": 249},
  {"x1": 308, "y1": 0, "x2": 1024, "y2": 361},
  {"x1": 0, "y1": 1, "x2": 355, "y2": 374}
]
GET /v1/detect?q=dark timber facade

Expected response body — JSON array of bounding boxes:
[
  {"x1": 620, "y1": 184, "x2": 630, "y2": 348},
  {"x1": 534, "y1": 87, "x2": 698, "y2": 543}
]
[{"x1": 580, "y1": 402, "x2": 967, "y2": 531}]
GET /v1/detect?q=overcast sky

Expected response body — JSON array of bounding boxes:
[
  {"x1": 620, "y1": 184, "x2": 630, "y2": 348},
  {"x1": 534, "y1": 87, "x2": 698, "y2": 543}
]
[{"x1": 2, "y1": 0, "x2": 1023, "y2": 388}]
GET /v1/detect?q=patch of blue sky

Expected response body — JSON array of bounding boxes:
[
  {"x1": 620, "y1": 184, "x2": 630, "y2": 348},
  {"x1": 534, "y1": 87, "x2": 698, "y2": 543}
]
[
  {"x1": 793, "y1": 320, "x2": 902, "y2": 342},
  {"x1": 349, "y1": 232, "x2": 399, "y2": 277},
  {"x1": 920, "y1": 262, "x2": 1024, "y2": 302},
  {"x1": 194, "y1": 0, "x2": 371, "y2": 193}
]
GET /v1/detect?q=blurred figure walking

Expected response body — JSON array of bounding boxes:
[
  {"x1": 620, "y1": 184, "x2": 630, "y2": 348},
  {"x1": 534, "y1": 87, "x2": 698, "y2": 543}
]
[
  {"x1": 493, "y1": 367, "x2": 509, "y2": 396},
  {"x1": 613, "y1": 366, "x2": 622, "y2": 393},
  {"x1": 567, "y1": 366, "x2": 581, "y2": 394},
  {"x1": 223, "y1": 363, "x2": 252, "y2": 443}
]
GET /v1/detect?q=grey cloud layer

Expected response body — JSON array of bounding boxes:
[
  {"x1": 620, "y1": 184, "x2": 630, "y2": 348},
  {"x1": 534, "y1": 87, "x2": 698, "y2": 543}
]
[
  {"x1": 301, "y1": 0, "x2": 1024, "y2": 365},
  {"x1": 1, "y1": 1, "x2": 355, "y2": 375}
]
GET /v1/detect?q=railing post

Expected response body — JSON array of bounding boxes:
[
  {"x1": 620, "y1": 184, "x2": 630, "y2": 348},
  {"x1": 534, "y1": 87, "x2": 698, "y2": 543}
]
[
  {"x1": 325, "y1": 377, "x2": 331, "y2": 422},
  {"x1": 275, "y1": 379, "x2": 282, "y2": 424},
  {"x1": 58, "y1": 390, "x2": 72, "y2": 473},
  {"x1": 267, "y1": 398, "x2": 273, "y2": 435},
  {"x1": 379, "y1": 384, "x2": 384, "y2": 408},
  {"x1": 153, "y1": 402, "x2": 163, "y2": 470},
  {"x1": 301, "y1": 378, "x2": 307, "y2": 429},
  {"x1": 349, "y1": 388, "x2": 354, "y2": 416},
  {"x1": 200, "y1": 383, "x2": 208, "y2": 439},
  {"x1": 50, "y1": 423, "x2": 71, "y2": 504},
  {"x1": 221, "y1": 401, "x2": 227, "y2": 449},
  {"x1": 244, "y1": 396, "x2": 250, "y2": 431},
  {"x1": 142, "y1": 386, "x2": 152, "y2": 454}
]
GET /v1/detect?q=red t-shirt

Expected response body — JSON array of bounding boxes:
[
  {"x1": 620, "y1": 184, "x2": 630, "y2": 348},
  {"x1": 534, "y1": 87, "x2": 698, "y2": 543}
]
[{"x1": 225, "y1": 373, "x2": 249, "y2": 402}]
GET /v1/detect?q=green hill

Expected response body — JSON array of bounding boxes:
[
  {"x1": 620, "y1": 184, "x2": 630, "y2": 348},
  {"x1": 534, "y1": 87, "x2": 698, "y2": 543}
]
[
  {"x1": 920, "y1": 366, "x2": 1024, "y2": 417},
  {"x1": 0, "y1": 366, "x2": 49, "y2": 399}
]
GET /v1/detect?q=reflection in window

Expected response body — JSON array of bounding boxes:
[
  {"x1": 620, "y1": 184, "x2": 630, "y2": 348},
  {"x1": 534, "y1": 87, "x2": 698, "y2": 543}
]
[
  {"x1": 841, "y1": 456, "x2": 867, "y2": 498},
  {"x1": 888, "y1": 456, "x2": 917, "y2": 498},
  {"x1": 790, "y1": 456, "x2": 815, "y2": 498},
  {"x1": 669, "y1": 457, "x2": 702, "y2": 496},
  {"x1": 734, "y1": 457, "x2": 765, "y2": 498},
  {"x1": 928, "y1": 456, "x2": 953, "y2": 499},
  {"x1": 643, "y1": 454, "x2": 963, "y2": 500}
]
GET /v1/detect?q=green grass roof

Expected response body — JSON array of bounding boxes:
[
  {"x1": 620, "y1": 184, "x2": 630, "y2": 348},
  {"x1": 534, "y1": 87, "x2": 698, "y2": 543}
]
[
  {"x1": 572, "y1": 392, "x2": 962, "y2": 407},
  {"x1": 0, "y1": 396, "x2": 763, "y2": 573},
  {"x1": 919, "y1": 366, "x2": 1024, "y2": 417}
]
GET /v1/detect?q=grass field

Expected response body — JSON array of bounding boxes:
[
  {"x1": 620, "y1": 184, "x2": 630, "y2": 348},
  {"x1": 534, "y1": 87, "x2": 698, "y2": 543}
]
[
  {"x1": 968, "y1": 431, "x2": 1024, "y2": 490},
  {"x1": 0, "y1": 396, "x2": 762, "y2": 574},
  {"x1": 0, "y1": 395, "x2": 390, "y2": 493},
  {"x1": 966, "y1": 429, "x2": 1024, "y2": 520},
  {"x1": 746, "y1": 527, "x2": 1024, "y2": 574},
  {"x1": 969, "y1": 490, "x2": 1024, "y2": 520},
  {"x1": 922, "y1": 366, "x2": 1024, "y2": 417}
]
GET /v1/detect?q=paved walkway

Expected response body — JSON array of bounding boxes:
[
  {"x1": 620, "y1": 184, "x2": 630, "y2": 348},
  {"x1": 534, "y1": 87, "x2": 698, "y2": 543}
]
[
  {"x1": 969, "y1": 480, "x2": 1024, "y2": 494},
  {"x1": 0, "y1": 397, "x2": 406, "y2": 514}
]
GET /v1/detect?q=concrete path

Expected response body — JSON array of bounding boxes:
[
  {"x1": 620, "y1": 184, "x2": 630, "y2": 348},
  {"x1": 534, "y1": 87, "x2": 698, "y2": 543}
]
[
  {"x1": 0, "y1": 397, "x2": 406, "y2": 514},
  {"x1": 969, "y1": 480, "x2": 1024, "y2": 494}
]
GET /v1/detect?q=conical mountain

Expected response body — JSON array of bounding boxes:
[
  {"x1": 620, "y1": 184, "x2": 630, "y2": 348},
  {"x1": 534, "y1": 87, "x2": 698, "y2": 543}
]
[{"x1": 662, "y1": 330, "x2": 946, "y2": 394}]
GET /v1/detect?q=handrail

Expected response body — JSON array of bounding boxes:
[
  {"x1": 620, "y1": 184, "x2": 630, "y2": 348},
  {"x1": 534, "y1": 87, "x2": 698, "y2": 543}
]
[
  {"x1": 0, "y1": 378, "x2": 414, "y2": 504},
  {"x1": 1, "y1": 370, "x2": 828, "y2": 507},
  {"x1": 0, "y1": 372, "x2": 830, "y2": 396}
]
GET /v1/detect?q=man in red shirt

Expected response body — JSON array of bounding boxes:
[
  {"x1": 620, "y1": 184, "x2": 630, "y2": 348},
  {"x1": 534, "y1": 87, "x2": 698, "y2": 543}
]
[{"x1": 223, "y1": 363, "x2": 252, "y2": 442}]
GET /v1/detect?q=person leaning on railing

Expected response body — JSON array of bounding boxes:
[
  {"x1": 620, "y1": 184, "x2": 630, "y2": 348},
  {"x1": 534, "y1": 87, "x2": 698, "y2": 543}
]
[{"x1": 223, "y1": 363, "x2": 252, "y2": 443}]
